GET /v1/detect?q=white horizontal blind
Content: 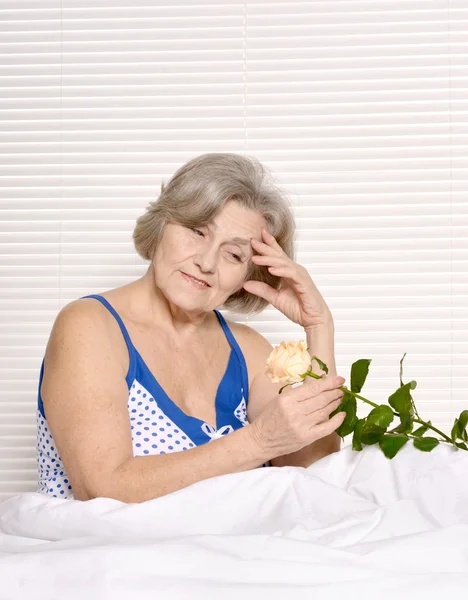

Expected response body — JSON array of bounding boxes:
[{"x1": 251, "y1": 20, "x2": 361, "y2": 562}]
[{"x1": 0, "y1": 0, "x2": 467, "y2": 501}]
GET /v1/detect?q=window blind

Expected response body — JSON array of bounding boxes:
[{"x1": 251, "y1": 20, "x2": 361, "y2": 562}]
[{"x1": 0, "y1": 0, "x2": 466, "y2": 501}]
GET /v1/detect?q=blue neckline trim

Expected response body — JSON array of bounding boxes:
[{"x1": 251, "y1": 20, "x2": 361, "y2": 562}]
[
  {"x1": 213, "y1": 309, "x2": 249, "y2": 399},
  {"x1": 133, "y1": 347, "x2": 235, "y2": 434}
]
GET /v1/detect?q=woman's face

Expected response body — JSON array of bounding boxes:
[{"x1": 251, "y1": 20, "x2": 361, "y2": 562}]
[{"x1": 151, "y1": 201, "x2": 266, "y2": 312}]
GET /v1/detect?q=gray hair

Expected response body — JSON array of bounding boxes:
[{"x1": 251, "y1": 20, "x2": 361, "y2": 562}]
[{"x1": 132, "y1": 153, "x2": 296, "y2": 315}]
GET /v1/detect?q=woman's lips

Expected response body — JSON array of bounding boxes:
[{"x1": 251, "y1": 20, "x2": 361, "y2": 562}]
[{"x1": 181, "y1": 272, "x2": 210, "y2": 289}]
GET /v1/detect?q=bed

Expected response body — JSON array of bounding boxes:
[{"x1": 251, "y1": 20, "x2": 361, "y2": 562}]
[{"x1": 0, "y1": 442, "x2": 467, "y2": 599}]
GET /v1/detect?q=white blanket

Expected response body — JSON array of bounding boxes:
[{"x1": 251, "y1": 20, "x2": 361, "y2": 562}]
[{"x1": 1, "y1": 442, "x2": 467, "y2": 599}]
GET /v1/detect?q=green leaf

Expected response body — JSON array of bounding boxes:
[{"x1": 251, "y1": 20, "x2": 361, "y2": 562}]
[
  {"x1": 361, "y1": 422, "x2": 386, "y2": 445},
  {"x1": 350, "y1": 359, "x2": 371, "y2": 394},
  {"x1": 450, "y1": 412, "x2": 468, "y2": 443},
  {"x1": 311, "y1": 356, "x2": 328, "y2": 375},
  {"x1": 389, "y1": 415, "x2": 414, "y2": 435},
  {"x1": 366, "y1": 405, "x2": 394, "y2": 430},
  {"x1": 378, "y1": 433, "x2": 409, "y2": 459},
  {"x1": 352, "y1": 418, "x2": 366, "y2": 451},
  {"x1": 455, "y1": 442, "x2": 468, "y2": 450},
  {"x1": 459, "y1": 410, "x2": 468, "y2": 428},
  {"x1": 389, "y1": 422, "x2": 408, "y2": 434},
  {"x1": 387, "y1": 383, "x2": 415, "y2": 436},
  {"x1": 399, "y1": 413, "x2": 414, "y2": 433},
  {"x1": 413, "y1": 437, "x2": 439, "y2": 452},
  {"x1": 412, "y1": 421, "x2": 431, "y2": 437},
  {"x1": 330, "y1": 391, "x2": 358, "y2": 438},
  {"x1": 388, "y1": 382, "x2": 416, "y2": 417},
  {"x1": 458, "y1": 410, "x2": 468, "y2": 442}
]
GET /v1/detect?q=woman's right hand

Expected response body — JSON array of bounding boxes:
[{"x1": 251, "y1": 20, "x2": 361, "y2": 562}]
[{"x1": 248, "y1": 374, "x2": 346, "y2": 457}]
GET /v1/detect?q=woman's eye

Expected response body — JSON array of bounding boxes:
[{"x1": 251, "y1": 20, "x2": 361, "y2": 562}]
[{"x1": 191, "y1": 228, "x2": 241, "y2": 262}]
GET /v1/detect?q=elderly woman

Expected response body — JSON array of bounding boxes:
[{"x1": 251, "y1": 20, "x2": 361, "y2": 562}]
[{"x1": 36, "y1": 153, "x2": 346, "y2": 503}]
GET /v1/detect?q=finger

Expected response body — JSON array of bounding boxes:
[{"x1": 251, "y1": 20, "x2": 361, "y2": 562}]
[
  {"x1": 251, "y1": 255, "x2": 286, "y2": 267},
  {"x1": 266, "y1": 265, "x2": 291, "y2": 277},
  {"x1": 301, "y1": 398, "x2": 342, "y2": 423},
  {"x1": 322, "y1": 388, "x2": 344, "y2": 406},
  {"x1": 297, "y1": 374, "x2": 341, "y2": 399},
  {"x1": 311, "y1": 411, "x2": 346, "y2": 437},
  {"x1": 305, "y1": 397, "x2": 342, "y2": 421},
  {"x1": 329, "y1": 387, "x2": 345, "y2": 404},
  {"x1": 261, "y1": 227, "x2": 283, "y2": 251},
  {"x1": 242, "y1": 280, "x2": 279, "y2": 305},
  {"x1": 335, "y1": 387, "x2": 346, "y2": 402},
  {"x1": 266, "y1": 262, "x2": 302, "y2": 282},
  {"x1": 301, "y1": 389, "x2": 344, "y2": 415},
  {"x1": 251, "y1": 237, "x2": 280, "y2": 257}
]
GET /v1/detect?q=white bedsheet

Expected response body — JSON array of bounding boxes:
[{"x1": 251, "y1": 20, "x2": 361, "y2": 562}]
[{"x1": 0, "y1": 442, "x2": 467, "y2": 599}]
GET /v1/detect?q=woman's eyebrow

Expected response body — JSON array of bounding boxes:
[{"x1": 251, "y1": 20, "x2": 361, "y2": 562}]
[
  {"x1": 228, "y1": 236, "x2": 251, "y2": 246},
  {"x1": 205, "y1": 222, "x2": 253, "y2": 253}
]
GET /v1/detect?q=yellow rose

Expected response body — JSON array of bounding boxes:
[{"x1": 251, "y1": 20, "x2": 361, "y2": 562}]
[{"x1": 265, "y1": 340, "x2": 312, "y2": 384}]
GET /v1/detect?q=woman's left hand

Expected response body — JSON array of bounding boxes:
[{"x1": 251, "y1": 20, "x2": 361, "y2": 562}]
[{"x1": 243, "y1": 227, "x2": 333, "y2": 330}]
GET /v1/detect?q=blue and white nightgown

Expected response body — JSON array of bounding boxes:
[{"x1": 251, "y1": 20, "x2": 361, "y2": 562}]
[{"x1": 36, "y1": 294, "x2": 268, "y2": 499}]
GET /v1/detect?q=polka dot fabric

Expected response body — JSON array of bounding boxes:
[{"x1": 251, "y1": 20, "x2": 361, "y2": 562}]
[
  {"x1": 35, "y1": 294, "x2": 268, "y2": 499},
  {"x1": 128, "y1": 379, "x2": 197, "y2": 455},
  {"x1": 36, "y1": 379, "x2": 201, "y2": 499},
  {"x1": 234, "y1": 397, "x2": 248, "y2": 427},
  {"x1": 36, "y1": 410, "x2": 73, "y2": 498}
]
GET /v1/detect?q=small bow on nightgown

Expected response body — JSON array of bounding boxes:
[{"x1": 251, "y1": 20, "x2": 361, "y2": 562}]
[{"x1": 201, "y1": 423, "x2": 234, "y2": 440}]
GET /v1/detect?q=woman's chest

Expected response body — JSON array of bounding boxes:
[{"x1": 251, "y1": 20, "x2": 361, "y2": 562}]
[{"x1": 124, "y1": 324, "x2": 246, "y2": 430}]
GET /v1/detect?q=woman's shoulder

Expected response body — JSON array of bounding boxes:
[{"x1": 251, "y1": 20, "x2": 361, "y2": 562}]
[
  {"x1": 59, "y1": 286, "x2": 132, "y2": 328},
  {"x1": 224, "y1": 316, "x2": 272, "y2": 352},
  {"x1": 46, "y1": 294, "x2": 129, "y2": 367},
  {"x1": 54, "y1": 295, "x2": 115, "y2": 334}
]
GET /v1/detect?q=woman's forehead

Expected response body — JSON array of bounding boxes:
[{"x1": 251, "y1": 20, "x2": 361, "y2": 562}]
[
  {"x1": 209, "y1": 205, "x2": 265, "y2": 233},
  {"x1": 204, "y1": 218, "x2": 264, "y2": 245}
]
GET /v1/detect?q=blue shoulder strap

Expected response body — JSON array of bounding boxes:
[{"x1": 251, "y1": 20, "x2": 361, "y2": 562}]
[
  {"x1": 214, "y1": 309, "x2": 249, "y2": 400},
  {"x1": 79, "y1": 294, "x2": 134, "y2": 352},
  {"x1": 79, "y1": 294, "x2": 136, "y2": 387},
  {"x1": 38, "y1": 294, "x2": 137, "y2": 418}
]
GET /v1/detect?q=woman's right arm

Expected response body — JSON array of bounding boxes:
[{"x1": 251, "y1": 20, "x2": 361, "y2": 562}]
[{"x1": 40, "y1": 301, "x2": 271, "y2": 503}]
